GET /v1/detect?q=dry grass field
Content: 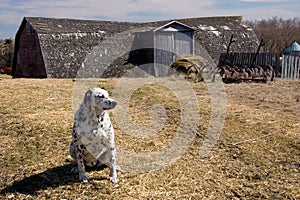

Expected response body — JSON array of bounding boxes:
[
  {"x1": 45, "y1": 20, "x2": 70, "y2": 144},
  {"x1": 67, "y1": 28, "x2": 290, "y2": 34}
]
[{"x1": 0, "y1": 74, "x2": 299, "y2": 199}]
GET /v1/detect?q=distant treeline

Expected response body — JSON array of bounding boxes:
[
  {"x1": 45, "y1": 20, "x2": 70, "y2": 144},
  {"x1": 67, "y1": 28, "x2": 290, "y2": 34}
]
[
  {"x1": 0, "y1": 38, "x2": 14, "y2": 69},
  {"x1": 245, "y1": 17, "x2": 300, "y2": 53}
]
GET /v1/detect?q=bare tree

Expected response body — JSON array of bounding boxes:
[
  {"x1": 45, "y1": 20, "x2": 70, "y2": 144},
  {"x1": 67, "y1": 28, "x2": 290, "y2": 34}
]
[{"x1": 245, "y1": 17, "x2": 300, "y2": 53}]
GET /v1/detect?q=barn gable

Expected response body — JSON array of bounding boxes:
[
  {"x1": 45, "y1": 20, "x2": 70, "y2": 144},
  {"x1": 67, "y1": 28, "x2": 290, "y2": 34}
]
[
  {"x1": 12, "y1": 18, "x2": 47, "y2": 78},
  {"x1": 154, "y1": 20, "x2": 195, "y2": 32},
  {"x1": 12, "y1": 16, "x2": 259, "y2": 78}
]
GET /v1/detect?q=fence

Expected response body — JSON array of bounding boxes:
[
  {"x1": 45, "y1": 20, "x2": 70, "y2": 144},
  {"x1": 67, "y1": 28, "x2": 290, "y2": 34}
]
[
  {"x1": 281, "y1": 55, "x2": 300, "y2": 80},
  {"x1": 218, "y1": 52, "x2": 281, "y2": 75}
]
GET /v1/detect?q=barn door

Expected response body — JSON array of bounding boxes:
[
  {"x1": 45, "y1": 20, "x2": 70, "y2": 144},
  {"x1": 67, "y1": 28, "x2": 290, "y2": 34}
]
[
  {"x1": 174, "y1": 31, "x2": 193, "y2": 56},
  {"x1": 154, "y1": 32, "x2": 175, "y2": 76},
  {"x1": 155, "y1": 32, "x2": 175, "y2": 66}
]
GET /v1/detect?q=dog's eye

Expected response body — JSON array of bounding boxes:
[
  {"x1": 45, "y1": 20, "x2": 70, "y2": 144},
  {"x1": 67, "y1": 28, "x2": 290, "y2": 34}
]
[{"x1": 95, "y1": 94, "x2": 105, "y2": 98}]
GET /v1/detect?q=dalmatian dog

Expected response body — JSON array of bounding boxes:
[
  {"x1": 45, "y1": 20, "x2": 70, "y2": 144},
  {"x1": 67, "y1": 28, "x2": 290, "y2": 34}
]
[{"x1": 68, "y1": 88, "x2": 118, "y2": 183}]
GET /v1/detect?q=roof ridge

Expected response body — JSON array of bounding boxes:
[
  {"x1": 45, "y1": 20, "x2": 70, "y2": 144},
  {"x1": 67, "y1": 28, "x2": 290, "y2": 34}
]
[{"x1": 25, "y1": 15, "x2": 243, "y2": 24}]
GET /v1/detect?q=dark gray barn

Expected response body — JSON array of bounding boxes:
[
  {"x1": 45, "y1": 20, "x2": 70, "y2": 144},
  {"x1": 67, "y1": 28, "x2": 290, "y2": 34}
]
[{"x1": 12, "y1": 16, "x2": 260, "y2": 78}]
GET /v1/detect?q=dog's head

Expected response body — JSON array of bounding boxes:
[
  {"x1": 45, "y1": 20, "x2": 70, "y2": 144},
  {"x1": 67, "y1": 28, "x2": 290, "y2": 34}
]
[{"x1": 83, "y1": 88, "x2": 117, "y2": 111}]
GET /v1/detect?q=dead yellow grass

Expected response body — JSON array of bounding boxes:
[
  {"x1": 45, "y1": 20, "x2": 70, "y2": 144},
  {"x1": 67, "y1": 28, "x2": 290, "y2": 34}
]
[{"x1": 0, "y1": 74, "x2": 299, "y2": 199}]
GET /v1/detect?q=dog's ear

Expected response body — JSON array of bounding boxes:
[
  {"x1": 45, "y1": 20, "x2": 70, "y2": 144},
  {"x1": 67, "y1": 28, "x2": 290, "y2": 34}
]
[{"x1": 83, "y1": 89, "x2": 93, "y2": 105}]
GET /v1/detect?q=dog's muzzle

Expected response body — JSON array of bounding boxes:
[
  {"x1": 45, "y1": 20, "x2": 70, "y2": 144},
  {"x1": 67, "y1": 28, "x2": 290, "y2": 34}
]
[
  {"x1": 110, "y1": 100, "x2": 117, "y2": 109},
  {"x1": 102, "y1": 99, "x2": 117, "y2": 110}
]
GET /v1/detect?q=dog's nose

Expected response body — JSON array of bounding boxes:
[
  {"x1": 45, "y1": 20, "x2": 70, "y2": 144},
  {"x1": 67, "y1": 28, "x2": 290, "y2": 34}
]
[{"x1": 110, "y1": 100, "x2": 117, "y2": 108}]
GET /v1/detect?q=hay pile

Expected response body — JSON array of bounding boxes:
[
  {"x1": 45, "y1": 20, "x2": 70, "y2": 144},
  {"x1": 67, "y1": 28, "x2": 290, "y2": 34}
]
[
  {"x1": 170, "y1": 55, "x2": 208, "y2": 82},
  {"x1": 0, "y1": 74, "x2": 299, "y2": 199}
]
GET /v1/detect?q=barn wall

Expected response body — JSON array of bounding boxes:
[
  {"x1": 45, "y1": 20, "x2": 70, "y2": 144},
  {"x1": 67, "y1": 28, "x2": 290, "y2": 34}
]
[{"x1": 13, "y1": 22, "x2": 46, "y2": 78}]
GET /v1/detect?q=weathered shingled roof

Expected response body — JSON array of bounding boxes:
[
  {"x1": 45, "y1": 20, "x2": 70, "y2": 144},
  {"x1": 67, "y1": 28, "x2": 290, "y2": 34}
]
[
  {"x1": 20, "y1": 16, "x2": 259, "y2": 78},
  {"x1": 25, "y1": 17, "x2": 145, "y2": 34}
]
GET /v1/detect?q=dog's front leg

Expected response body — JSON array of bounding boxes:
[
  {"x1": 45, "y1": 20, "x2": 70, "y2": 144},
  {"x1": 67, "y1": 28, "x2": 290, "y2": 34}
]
[
  {"x1": 75, "y1": 142, "x2": 88, "y2": 182},
  {"x1": 72, "y1": 126, "x2": 88, "y2": 182},
  {"x1": 109, "y1": 144, "x2": 118, "y2": 184}
]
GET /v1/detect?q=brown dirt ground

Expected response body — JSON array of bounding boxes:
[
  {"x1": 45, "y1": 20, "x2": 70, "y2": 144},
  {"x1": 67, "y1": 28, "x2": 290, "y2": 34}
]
[{"x1": 0, "y1": 74, "x2": 299, "y2": 199}]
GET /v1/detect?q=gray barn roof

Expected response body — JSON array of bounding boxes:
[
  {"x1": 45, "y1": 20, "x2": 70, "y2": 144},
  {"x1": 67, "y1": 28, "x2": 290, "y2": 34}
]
[
  {"x1": 15, "y1": 16, "x2": 259, "y2": 78},
  {"x1": 25, "y1": 17, "x2": 145, "y2": 34}
]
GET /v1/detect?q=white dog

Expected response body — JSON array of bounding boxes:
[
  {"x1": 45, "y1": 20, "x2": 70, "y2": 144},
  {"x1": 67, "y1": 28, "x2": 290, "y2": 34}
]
[{"x1": 68, "y1": 88, "x2": 118, "y2": 183}]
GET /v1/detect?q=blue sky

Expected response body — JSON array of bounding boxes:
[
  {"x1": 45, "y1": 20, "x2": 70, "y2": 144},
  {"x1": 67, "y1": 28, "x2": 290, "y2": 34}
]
[{"x1": 0, "y1": 0, "x2": 299, "y2": 39}]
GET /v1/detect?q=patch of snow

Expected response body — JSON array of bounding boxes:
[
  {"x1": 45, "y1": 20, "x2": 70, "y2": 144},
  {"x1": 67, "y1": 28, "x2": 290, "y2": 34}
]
[
  {"x1": 241, "y1": 23, "x2": 248, "y2": 28},
  {"x1": 241, "y1": 33, "x2": 248, "y2": 38},
  {"x1": 198, "y1": 25, "x2": 221, "y2": 36},
  {"x1": 221, "y1": 25, "x2": 231, "y2": 30},
  {"x1": 211, "y1": 30, "x2": 221, "y2": 37},
  {"x1": 198, "y1": 25, "x2": 216, "y2": 31},
  {"x1": 91, "y1": 32, "x2": 105, "y2": 37},
  {"x1": 241, "y1": 23, "x2": 253, "y2": 31},
  {"x1": 48, "y1": 31, "x2": 105, "y2": 40}
]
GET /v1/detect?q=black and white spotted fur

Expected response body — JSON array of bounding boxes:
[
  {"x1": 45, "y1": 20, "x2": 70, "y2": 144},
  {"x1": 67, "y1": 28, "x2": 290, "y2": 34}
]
[{"x1": 69, "y1": 88, "x2": 118, "y2": 183}]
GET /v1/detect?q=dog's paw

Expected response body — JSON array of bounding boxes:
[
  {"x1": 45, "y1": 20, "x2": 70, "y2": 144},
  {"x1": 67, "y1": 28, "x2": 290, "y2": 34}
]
[
  {"x1": 110, "y1": 176, "x2": 118, "y2": 184},
  {"x1": 79, "y1": 174, "x2": 89, "y2": 183}
]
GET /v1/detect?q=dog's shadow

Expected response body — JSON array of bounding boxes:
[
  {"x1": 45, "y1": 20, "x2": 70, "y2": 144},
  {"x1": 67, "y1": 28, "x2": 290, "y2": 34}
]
[{"x1": 0, "y1": 164, "x2": 108, "y2": 196}]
